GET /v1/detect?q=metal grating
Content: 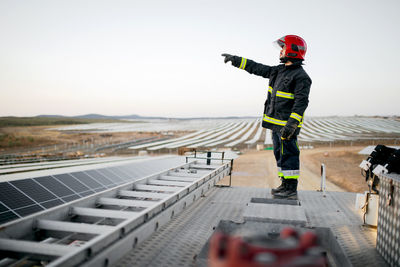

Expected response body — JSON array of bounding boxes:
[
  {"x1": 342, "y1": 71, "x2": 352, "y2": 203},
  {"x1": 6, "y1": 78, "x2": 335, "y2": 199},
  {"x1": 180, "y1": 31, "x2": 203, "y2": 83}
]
[
  {"x1": 114, "y1": 187, "x2": 263, "y2": 267},
  {"x1": 243, "y1": 202, "x2": 307, "y2": 225},
  {"x1": 332, "y1": 225, "x2": 387, "y2": 267},
  {"x1": 115, "y1": 187, "x2": 389, "y2": 267},
  {"x1": 377, "y1": 173, "x2": 400, "y2": 267}
]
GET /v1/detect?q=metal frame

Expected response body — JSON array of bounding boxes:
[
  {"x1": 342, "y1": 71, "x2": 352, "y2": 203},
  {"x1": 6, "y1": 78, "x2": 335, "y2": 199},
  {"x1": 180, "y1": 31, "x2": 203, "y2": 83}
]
[
  {"x1": 0, "y1": 159, "x2": 232, "y2": 267},
  {"x1": 185, "y1": 151, "x2": 233, "y2": 187}
]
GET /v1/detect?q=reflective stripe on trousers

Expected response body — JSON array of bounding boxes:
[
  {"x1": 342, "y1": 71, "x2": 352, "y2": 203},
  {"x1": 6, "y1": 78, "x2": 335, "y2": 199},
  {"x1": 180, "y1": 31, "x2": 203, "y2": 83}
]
[{"x1": 272, "y1": 130, "x2": 300, "y2": 179}]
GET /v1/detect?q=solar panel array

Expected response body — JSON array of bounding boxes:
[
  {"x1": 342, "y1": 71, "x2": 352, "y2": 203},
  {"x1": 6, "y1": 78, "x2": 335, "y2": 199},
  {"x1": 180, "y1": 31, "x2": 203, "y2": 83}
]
[
  {"x1": 0, "y1": 157, "x2": 184, "y2": 225},
  {"x1": 128, "y1": 117, "x2": 400, "y2": 151}
]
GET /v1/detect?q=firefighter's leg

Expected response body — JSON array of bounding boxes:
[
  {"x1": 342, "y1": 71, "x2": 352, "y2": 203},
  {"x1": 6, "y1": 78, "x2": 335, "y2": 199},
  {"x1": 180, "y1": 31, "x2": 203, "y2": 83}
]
[
  {"x1": 271, "y1": 131, "x2": 286, "y2": 195},
  {"x1": 273, "y1": 134, "x2": 300, "y2": 199}
]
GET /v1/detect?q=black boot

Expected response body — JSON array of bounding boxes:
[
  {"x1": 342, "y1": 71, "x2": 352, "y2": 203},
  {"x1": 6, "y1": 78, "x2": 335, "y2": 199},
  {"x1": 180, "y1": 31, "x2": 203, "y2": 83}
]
[
  {"x1": 271, "y1": 177, "x2": 287, "y2": 195},
  {"x1": 273, "y1": 179, "x2": 298, "y2": 199}
]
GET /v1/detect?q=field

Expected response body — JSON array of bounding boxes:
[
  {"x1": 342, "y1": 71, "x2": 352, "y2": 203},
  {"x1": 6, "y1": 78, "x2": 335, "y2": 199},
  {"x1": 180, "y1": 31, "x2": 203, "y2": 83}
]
[
  {"x1": 0, "y1": 117, "x2": 148, "y2": 152},
  {"x1": 0, "y1": 116, "x2": 134, "y2": 127},
  {"x1": 0, "y1": 125, "x2": 160, "y2": 152},
  {"x1": 1, "y1": 116, "x2": 399, "y2": 193}
]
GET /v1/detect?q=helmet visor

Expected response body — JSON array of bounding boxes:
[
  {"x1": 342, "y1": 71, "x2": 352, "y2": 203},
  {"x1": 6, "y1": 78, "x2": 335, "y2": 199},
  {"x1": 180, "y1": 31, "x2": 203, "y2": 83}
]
[{"x1": 272, "y1": 39, "x2": 285, "y2": 50}]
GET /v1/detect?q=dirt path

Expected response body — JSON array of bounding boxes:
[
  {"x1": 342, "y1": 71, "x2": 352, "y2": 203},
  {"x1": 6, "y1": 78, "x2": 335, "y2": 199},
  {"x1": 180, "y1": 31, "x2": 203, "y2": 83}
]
[{"x1": 218, "y1": 146, "x2": 369, "y2": 193}]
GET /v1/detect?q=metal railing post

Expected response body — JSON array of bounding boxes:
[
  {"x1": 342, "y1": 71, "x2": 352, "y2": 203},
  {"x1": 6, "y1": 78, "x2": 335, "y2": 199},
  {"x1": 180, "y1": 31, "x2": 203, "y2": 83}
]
[{"x1": 321, "y1": 163, "x2": 326, "y2": 196}]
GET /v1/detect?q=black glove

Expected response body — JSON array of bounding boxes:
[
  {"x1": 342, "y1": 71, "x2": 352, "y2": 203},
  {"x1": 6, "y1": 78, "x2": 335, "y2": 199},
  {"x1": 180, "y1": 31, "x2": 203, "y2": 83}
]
[
  {"x1": 221, "y1": 53, "x2": 234, "y2": 64},
  {"x1": 280, "y1": 123, "x2": 298, "y2": 140}
]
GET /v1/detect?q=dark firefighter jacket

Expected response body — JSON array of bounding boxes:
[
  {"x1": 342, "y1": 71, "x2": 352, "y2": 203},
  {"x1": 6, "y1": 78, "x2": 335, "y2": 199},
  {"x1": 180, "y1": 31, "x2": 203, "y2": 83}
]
[{"x1": 230, "y1": 56, "x2": 311, "y2": 135}]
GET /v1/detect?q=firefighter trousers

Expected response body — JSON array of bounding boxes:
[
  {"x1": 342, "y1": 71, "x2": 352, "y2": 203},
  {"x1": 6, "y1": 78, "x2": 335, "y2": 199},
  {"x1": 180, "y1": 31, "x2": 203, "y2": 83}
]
[{"x1": 272, "y1": 130, "x2": 300, "y2": 179}]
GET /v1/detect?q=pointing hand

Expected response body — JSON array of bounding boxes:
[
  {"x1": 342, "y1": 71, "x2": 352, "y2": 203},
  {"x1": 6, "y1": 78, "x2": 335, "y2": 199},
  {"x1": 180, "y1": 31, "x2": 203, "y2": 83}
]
[{"x1": 221, "y1": 53, "x2": 234, "y2": 64}]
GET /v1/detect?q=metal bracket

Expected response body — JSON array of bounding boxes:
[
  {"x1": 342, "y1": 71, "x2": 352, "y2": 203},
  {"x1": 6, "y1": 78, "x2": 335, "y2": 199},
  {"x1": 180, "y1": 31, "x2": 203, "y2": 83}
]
[{"x1": 185, "y1": 150, "x2": 234, "y2": 187}]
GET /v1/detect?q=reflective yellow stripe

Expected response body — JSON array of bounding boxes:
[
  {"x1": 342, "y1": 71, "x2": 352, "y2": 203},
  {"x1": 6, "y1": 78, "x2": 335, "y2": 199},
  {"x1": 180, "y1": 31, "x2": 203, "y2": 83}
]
[
  {"x1": 263, "y1": 114, "x2": 303, "y2": 128},
  {"x1": 239, "y1": 58, "x2": 247, "y2": 69},
  {"x1": 268, "y1": 86, "x2": 272, "y2": 94},
  {"x1": 263, "y1": 115, "x2": 287, "y2": 126},
  {"x1": 290, "y1": 112, "x2": 302, "y2": 122},
  {"x1": 284, "y1": 175, "x2": 299, "y2": 179},
  {"x1": 276, "y1": 91, "x2": 294, "y2": 99},
  {"x1": 239, "y1": 58, "x2": 244, "y2": 69}
]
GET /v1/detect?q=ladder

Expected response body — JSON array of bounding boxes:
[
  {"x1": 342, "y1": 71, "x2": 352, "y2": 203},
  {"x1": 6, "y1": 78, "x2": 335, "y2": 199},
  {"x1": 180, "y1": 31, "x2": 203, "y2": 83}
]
[{"x1": 0, "y1": 159, "x2": 232, "y2": 267}]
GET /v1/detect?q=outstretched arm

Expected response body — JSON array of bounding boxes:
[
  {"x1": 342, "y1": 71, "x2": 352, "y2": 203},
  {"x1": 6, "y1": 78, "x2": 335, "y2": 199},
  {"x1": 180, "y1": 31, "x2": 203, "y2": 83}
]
[{"x1": 221, "y1": 53, "x2": 274, "y2": 78}]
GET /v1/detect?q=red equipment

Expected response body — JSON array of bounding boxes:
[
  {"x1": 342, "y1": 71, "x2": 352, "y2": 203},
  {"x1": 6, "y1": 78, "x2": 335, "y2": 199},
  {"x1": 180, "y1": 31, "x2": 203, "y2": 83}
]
[
  {"x1": 208, "y1": 227, "x2": 327, "y2": 267},
  {"x1": 274, "y1": 35, "x2": 307, "y2": 60}
]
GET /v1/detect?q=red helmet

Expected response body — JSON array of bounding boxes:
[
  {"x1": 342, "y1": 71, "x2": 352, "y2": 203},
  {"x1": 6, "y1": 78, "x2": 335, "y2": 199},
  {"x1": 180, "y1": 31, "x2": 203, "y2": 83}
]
[{"x1": 274, "y1": 35, "x2": 307, "y2": 60}]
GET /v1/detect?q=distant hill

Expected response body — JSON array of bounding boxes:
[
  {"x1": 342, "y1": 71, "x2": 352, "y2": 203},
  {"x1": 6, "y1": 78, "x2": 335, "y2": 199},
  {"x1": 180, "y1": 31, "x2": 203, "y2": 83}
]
[
  {"x1": 36, "y1": 114, "x2": 168, "y2": 120},
  {"x1": 73, "y1": 114, "x2": 132, "y2": 120},
  {"x1": 35, "y1": 114, "x2": 258, "y2": 120},
  {"x1": 0, "y1": 114, "x2": 260, "y2": 127}
]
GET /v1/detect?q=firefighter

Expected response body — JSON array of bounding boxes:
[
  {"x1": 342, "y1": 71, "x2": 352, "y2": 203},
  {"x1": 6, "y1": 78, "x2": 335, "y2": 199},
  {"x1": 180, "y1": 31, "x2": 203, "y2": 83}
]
[{"x1": 222, "y1": 35, "x2": 311, "y2": 198}]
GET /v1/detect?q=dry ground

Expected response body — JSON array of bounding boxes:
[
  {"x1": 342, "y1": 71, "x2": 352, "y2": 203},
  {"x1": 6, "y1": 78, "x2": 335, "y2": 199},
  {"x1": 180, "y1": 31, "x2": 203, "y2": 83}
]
[
  {"x1": 218, "y1": 146, "x2": 369, "y2": 193},
  {"x1": 0, "y1": 126, "x2": 167, "y2": 153}
]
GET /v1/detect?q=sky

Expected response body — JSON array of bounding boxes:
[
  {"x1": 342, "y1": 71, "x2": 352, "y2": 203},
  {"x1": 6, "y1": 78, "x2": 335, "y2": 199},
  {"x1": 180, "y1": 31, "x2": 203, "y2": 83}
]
[{"x1": 1, "y1": 0, "x2": 399, "y2": 118}]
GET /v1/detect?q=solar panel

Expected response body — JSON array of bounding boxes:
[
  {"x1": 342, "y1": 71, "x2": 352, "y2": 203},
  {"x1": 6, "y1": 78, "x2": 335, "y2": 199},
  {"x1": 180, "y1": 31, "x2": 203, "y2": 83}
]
[
  {"x1": 118, "y1": 165, "x2": 136, "y2": 176},
  {"x1": 62, "y1": 194, "x2": 80, "y2": 202},
  {"x1": 85, "y1": 170, "x2": 115, "y2": 187},
  {"x1": 70, "y1": 172, "x2": 105, "y2": 191},
  {"x1": 108, "y1": 167, "x2": 131, "y2": 181},
  {"x1": 97, "y1": 168, "x2": 125, "y2": 184},
  {"x1": 120, "y1": 165, "x2": 144, "y2": 177},
  {"x1": 41, "y1": 199, "x2": 64, "y2": 209},
  {"x1": 53, "y1": 173, "x2": 93, "y2": 194},
  {"x1": 0, "y1": 182, "x2": 36, "y2": 209},
  {"x1": 79, "y1": 191, "x2": 94, "y2": 197},
  {"x1": 0, "y1": 211, "x2": 19, "y2": 224},
  {"x1": 14, "y1": 204, "x2": 44, "y2": 217},
  {"x1": 35, "y1": 176, "x2": 75, "y2": 197},
  {"x1": 0, "y1": 203, "x2": 8, "y2": 213},
  {"x1": 10, "y1": 179, "x2": 58, "y2": 203}
]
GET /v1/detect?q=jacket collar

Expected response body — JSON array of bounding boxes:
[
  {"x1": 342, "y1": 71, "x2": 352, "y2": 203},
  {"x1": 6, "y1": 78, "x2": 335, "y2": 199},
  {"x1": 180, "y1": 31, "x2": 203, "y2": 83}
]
[{"x1": 285, "y1": 61, "x2": 303, "y2": 69}]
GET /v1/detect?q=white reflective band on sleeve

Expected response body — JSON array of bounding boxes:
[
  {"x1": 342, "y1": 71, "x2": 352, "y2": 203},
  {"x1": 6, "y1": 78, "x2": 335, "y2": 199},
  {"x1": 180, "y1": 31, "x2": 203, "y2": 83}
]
[
  {"x1": 268, "y1": 86, "x2": 272, "y2": 94},
  {"x1": 276, "y1": 91, "x2": 294, "y2": 99},
  {"x1": 290, "y1": 113, "x2": 303, "y2": 122},
  {"x1": 239, "y1": 58, "x2": 247, "y2": 69}
]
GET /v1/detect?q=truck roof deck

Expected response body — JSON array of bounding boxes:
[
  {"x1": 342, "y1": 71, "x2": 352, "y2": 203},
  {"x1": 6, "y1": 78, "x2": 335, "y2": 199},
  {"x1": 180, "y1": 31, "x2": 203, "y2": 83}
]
[{"x1": 114, "y1": 187, "x2": 388, "y2": 267}]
